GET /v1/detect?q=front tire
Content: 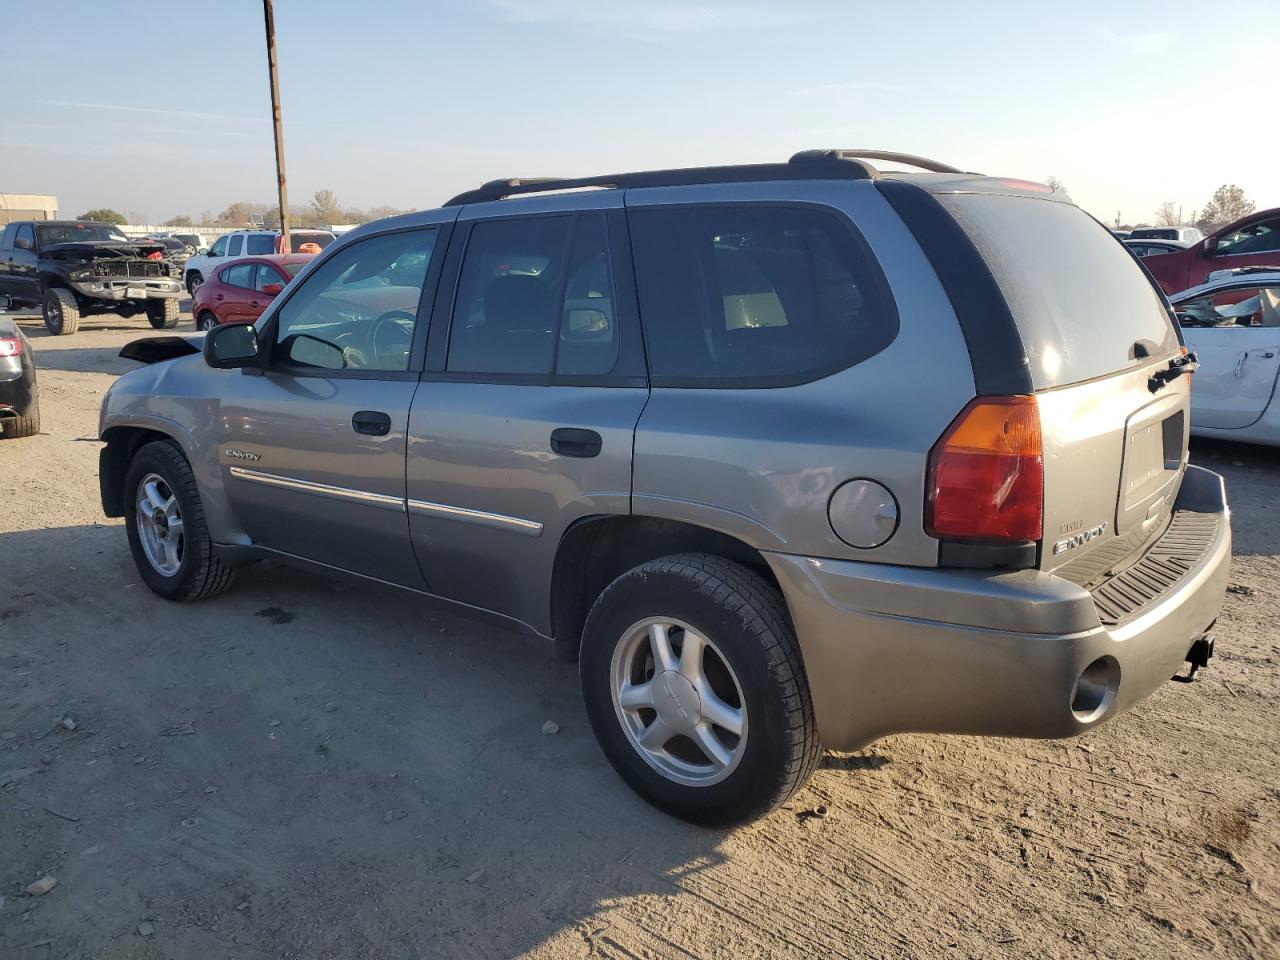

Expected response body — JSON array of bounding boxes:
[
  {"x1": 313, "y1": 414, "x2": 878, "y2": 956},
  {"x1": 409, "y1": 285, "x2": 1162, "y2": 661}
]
[
  {"x1": 580, "y1": 553, "x2": 821, "y2": 826},
  {"x1": 186, "y1": 272, "x2": 203, "y2": 296},
  {"x1": 146, "y1": 298, "x2": 180, "y2": 329},
  {"x1": 123, "y1": 440, "x2": 236, "y2": 601},
  {"x1": 43, "y1": 288, "x2": 80, "y2": 336}
]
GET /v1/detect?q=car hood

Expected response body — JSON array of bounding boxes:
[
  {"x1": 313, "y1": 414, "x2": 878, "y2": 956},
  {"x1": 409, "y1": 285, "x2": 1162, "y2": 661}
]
[{"x1": 41, "y1": 240, "x2": 167, "y2": 260}]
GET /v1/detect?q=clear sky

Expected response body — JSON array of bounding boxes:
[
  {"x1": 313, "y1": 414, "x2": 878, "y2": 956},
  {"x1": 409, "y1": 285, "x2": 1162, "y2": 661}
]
[{"x1": 3, "y1": 0, "x2": 1276, "y2": 226}]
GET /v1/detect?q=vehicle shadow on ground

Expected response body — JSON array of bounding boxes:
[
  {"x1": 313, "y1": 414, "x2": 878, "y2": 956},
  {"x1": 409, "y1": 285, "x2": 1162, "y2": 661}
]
[
  {"x1": 1, "y1": 524, "x2": 822, "y2": 958},
  {"x1": 23, "y1": 345, "x2": 140, "y2": 375}
]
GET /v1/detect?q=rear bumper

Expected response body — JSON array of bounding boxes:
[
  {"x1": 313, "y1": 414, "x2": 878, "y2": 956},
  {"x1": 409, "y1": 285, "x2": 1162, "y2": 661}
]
[
  {"x1": 0, "y1": 370, "x2": 36, "y2": 418},
  {"x1": 766, "y1": 465, "x2": 1231, "y2": 750}
]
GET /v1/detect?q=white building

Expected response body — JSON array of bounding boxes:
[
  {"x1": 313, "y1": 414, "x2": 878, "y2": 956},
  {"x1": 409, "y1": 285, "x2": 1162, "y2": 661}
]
[{"x1": 0, "y1": 193, "x2": 58, "y2": 224}]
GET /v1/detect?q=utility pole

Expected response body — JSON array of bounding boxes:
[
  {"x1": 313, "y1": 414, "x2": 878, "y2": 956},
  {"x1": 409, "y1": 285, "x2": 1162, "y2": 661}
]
[{"x1": 263, "y1": 0, "x2": 289, "y2": 247}]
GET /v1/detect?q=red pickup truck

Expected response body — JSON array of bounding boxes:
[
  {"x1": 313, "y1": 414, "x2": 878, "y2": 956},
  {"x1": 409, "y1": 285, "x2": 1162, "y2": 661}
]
[{"x1": 1143, "y1": 208, "x2": 1280, "y2": 295}]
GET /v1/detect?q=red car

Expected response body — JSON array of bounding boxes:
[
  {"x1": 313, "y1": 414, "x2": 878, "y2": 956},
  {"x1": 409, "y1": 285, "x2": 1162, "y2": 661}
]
[
  {"x1": 191, "y1": 254, "x2": 312, "y2": 331},
  {"x1": 1143, "y1": 207, "x2": 1280, "y2": 295}
]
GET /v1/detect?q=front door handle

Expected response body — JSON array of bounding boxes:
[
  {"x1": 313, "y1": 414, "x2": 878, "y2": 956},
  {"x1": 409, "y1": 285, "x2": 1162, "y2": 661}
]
[
  {"x1": 352, "y1": 410, "x2": 392, "y2": 436},
  {"x1": 551, "y1": 427, "x2": 602, "y2": 458}
]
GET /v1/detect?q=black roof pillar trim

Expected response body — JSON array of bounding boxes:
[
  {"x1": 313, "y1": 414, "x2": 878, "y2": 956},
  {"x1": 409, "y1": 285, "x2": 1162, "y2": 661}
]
[{"x1": 875, "y1": 179, "x2": 1033, "y2": 396}]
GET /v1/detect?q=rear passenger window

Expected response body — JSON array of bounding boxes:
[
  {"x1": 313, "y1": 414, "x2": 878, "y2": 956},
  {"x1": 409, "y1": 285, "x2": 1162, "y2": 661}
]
[
  {"x1": 448, "y1": 214, "x2": 618, "y2": 378},
  {"x1": 247, "y1": 234, "x2": 276, "y2": 255},
  {"x1": 629, "y1": 205, "x2": 896, "y2": 385},
  {"x1": 222, "y1": 263, "x2": 255, "y2": 288}
]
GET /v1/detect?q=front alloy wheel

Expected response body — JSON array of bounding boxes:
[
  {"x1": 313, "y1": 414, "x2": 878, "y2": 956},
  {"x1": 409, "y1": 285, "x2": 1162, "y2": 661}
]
[{"x1": 135, "y1": 472, "x2": 184, "y2": 576}]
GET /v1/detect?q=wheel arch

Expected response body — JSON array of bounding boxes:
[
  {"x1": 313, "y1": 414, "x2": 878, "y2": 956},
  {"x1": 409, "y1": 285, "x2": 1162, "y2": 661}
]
[
  {"x1": 549, "y1": 515, "x2": 788, "y2": 661},
  {"x1": 99, "y1": 425, "x2": 185, "y2": 517}
]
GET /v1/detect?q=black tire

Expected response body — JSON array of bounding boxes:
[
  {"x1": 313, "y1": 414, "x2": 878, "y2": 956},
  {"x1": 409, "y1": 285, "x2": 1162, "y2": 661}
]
[
  {"x1": 580, "y1": 553, "x2": 821, "y2": 826},
  {"x1": 186, "y1": 272, "x2": 203, "y2": 296},
  {"x1": 2, "y1": 398, "x2": 40, "y2": 439},
  {"x1": 43, "y1": 288, "x2": 80, "y2": 336},
  {"x1": 123, "y1": 440, "x2": 236, "y2": 602},
  {"x1": 146, "y1": 298, "x2": 180, "y2": 329},
  {"x1": 196, "y1": 311, "x2": 218, "y2": 332}
]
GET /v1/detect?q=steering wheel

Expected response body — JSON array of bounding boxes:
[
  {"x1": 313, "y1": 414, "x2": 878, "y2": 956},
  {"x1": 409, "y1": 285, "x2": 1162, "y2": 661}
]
[{"x1": 369, "y1": 309, "x2": 416, "y2": 365}]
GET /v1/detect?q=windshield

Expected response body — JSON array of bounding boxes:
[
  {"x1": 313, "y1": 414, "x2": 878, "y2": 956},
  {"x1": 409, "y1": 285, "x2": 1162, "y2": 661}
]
[{"x1": 36, "y1": 222, "x2": 129, "y2": 245}]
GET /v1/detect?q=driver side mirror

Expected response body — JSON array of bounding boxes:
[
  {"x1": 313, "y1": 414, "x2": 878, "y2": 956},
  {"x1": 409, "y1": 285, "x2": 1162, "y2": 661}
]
[
  {"x1": 1202, "y1": 237, "x2": 1218, "y2": 257},
  {"x1": 261, "y1": 282, "x2": 283, "y2": 296},
  {"x1": 203, "y1": 322, "x2": 260, "y2": 369},
  {"x1": 197, "y1": 246, "x2": 209, "y2": 255},
  {"x1": 14, "y1": 237, "x2": 32, "y2": 251}
]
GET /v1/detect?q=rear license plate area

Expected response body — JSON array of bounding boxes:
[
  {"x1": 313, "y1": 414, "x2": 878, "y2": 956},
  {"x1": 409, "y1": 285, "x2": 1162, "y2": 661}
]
[{"x1": 1117, "y1": 398, "x2": 1184, "y2": 534}]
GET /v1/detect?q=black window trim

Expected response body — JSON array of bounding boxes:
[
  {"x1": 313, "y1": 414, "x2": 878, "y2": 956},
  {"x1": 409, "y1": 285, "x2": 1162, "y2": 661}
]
[
  {"x1": 624, "y1": 199, "x2": 901, "y2": 390},
  {"x1": 252, "y1": 222, "x2": 451, "y2": 381},
  {"x1": 422, "y1": 209, "x2": 647, "y2": 388}
]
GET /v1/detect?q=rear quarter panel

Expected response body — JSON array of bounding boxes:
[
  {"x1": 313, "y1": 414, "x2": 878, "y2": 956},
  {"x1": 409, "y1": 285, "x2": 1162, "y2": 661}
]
[{"x1": 630, "y1": 180, "x2": 975, "y2": 566}]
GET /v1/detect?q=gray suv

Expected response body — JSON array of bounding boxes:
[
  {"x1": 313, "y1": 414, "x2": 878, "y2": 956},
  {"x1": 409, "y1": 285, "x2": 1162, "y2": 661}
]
[{"x1": 99, "y1": 151, "x2": 1231, "y2": 825}]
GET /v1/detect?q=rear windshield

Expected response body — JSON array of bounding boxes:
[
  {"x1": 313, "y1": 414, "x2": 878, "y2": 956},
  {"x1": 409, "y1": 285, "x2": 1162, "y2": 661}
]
[
  {"x1": 290, "y1": 232, "x2": 335, "y2": 252},
  {"x1": 939, "y1": 195, "x2": 1177, "y2": 388},
  {"x1": 280, "y1": 261, "x2": 306, "y2": 277}
]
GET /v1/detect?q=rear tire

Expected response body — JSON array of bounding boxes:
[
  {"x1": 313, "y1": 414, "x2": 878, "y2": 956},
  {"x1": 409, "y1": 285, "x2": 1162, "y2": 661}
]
[
  {"x1": 124, "y1": 440, "x2": 236, "y2": 602},
  {"x1": 43, "y1": 288, "x2": 80, "y2": 336},
  {"x1": 186, "y1": 272, "x2": 203, "y2": 296},
  {"x1": 146, "y1": 298, "x2": 180, "y2": 329},
  {"x1": 2, "y1": 398, "x2": 40, "y2": 439},
  {"x1": 580, "y1": 553, "x2": 821, "y2": 826},
  {"x1": 196, "y1": 311, "x2": 218, "y2": 332}
]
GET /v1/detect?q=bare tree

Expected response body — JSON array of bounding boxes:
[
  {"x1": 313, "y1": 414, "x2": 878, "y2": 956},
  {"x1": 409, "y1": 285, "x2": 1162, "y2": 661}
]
[
  {"x1": 1045, "y1": 176, "x2": 1070, "y2": 198},
  {"x1": 1153, "y1": 201, "x2": 1180, "y2": 226},
  {"x1": 1196, "y1": 184, "x2": 1256, "y2": 233},
  {"x1": 311, "y1": 189, "x2": 342, "y2": 226}
]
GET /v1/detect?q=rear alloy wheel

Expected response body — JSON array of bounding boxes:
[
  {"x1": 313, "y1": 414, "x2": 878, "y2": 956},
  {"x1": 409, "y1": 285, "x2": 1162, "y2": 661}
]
[
  {"x1": 146, "y1": 298, "x2": 180, "y2": 329},
  {"x1": 581, "y1": 553, "x2": 821, "y2": 826},
  {"x1": 196, "y1": 311, "x2": 218, "y2": 332},
  {"x1": 124, "y1": 440, "x2": 236, "y2": 601},
  {"x1": 43, "y1": 288, "x2": 80, "y2": 336}
]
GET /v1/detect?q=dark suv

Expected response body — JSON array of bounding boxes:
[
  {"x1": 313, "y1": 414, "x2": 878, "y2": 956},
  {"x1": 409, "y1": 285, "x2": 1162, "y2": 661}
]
[
  {"x1": 0, "y1": 221, "x2": 183, "y2": 334},
  {"x1": 98, "y1": 150, "x2": 1230, "y2": 825}
]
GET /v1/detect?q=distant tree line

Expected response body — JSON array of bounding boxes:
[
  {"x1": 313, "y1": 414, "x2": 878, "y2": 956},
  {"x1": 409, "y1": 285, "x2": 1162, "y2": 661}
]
[
  {"x1": 1117, "y1": 184, "x2": 1257, "y2": 233},
  {"x1": 160, "y1": 190, "x2": 413, "y2": 229}
]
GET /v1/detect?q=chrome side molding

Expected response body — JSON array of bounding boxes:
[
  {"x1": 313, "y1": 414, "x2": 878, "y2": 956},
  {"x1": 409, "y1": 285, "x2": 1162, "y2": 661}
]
[
  {"x1": 227, "y1": 466, "x2": 543, "y2": 536},
  {"x1": 228, "y1": 466, "x2": 406, "y2": 511},
  {"x1": 407, "y1": 498, "x2": 544, "y2": 537}
]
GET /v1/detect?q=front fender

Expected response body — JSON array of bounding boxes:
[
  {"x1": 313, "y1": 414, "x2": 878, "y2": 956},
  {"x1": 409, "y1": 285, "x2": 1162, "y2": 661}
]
[{"x1": 99, "y1": 358, "x2": 249, "y2": 545}]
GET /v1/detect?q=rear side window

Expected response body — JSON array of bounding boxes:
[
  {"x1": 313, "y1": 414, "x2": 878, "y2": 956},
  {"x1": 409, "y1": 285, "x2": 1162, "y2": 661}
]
[
  {"x1": 938, "y1": 195, "x2": 1178, "y2": 388},
  {"x1": 222, "y1": 263, "x2": 255, "y2": 288},
  {"x1": 628, "y1": 205, "x2": 896, "y2": 385},
  {"x1": 246, "y1": 234, "x2": 276, "y2": 255}
]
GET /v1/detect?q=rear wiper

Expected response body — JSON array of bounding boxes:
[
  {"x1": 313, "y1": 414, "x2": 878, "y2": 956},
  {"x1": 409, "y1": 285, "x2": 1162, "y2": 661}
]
[{"x1": 1148, "y1": 351, "x2": 1198, "y2": 393}]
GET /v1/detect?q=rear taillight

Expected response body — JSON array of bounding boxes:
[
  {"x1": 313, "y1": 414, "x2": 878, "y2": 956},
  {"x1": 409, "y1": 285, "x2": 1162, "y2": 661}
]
[
  {"x1": 926, "y1": 395, "x2": 1043, "y2": 542},
  {"x1": 0, "y1": 337, "x2": 22, "y2": 358}
]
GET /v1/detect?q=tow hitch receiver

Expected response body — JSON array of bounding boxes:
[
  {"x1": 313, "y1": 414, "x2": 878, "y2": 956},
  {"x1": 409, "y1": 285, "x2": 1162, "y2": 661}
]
[{"x1": 1172, "y1": 634, "x2": 1214, "y2": 683}]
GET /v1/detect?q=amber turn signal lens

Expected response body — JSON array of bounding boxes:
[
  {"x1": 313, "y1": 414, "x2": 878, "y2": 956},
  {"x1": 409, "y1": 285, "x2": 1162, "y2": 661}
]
[{"x1": 925, "y1": 396, "x2": 1044, "y2": 542}]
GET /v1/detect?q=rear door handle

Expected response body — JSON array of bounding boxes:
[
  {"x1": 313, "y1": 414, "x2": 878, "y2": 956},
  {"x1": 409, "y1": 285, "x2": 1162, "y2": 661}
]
[
  {"x1": 352, "y1": 410, "x2": 392, "y2": 436},
  {"x1": 550, "y1": 427, "x2": 602, "y2": 458}
]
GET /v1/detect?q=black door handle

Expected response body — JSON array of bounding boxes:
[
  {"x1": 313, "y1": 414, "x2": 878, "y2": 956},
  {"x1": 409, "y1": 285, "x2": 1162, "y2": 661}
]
[
  {"x1": 352, "y1": 410, "x2": 391, "y2": 436},
  {"x1": 551, "y1": 427, "x2": 602, "y2": 458}
]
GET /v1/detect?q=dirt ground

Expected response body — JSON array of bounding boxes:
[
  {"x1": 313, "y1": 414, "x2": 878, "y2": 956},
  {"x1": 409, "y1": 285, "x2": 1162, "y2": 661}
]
[{"x1": 1, "y1": 307, "x2": 1277, "y2": 960}]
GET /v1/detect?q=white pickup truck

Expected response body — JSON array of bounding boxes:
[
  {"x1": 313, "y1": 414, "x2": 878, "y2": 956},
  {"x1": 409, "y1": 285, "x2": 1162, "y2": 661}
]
[{"x1": 183, "y1": 229, "x2": 335, "y2": 293}]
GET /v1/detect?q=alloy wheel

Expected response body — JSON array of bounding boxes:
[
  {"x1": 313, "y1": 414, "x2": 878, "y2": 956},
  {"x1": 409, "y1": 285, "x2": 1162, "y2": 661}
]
[
  {"x1": 135, "y1": 473, "x2": 185, "y2": 576},
  {"x1": 610, "y1": 617, "x2": 748, "y2": 787}
]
